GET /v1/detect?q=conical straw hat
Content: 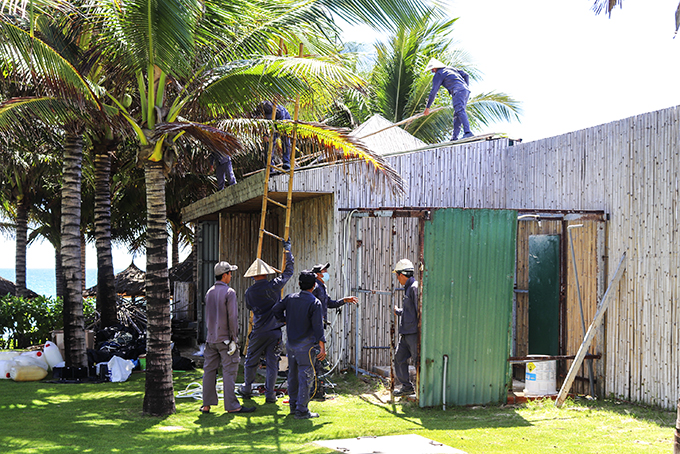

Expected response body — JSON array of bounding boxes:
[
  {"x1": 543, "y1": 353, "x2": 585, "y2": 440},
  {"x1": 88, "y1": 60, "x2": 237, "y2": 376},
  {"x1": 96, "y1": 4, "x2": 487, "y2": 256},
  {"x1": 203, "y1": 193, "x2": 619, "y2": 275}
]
[{"x1": 243, "y1": 258, "x2": 277, "y2": 277}]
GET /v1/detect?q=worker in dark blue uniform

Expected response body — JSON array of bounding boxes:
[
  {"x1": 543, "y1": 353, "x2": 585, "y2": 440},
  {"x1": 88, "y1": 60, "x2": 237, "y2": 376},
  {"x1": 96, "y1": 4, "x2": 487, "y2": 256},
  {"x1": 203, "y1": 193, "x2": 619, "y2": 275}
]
[
  {"x1": 209, "y1": 150, "x2": 236, "y2": 190},
  {"x1": 254, "y1": 101, "x2": 292, "y2": 171},
  {"x1": 393, "y1": 259, "x2": 419, "y2": 396},
  {"x1": 422, "y1": 58, "x2": 474, "y2": 142},
  {"x1": 239, "y1": 239, "x2": 294, "y2": 403},
  {"x1": 272, "y1": 271, "x2": 325, "y2": 419},
  {"x1": 310, "y1": 262, "x2": 357, "y2": 400}
]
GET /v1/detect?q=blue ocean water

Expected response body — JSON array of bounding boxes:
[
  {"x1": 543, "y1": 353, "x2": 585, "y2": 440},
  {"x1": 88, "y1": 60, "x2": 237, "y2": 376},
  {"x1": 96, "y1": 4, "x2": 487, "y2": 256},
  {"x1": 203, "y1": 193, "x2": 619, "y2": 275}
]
[{"x1": 0, "y1": 268, "x2": 99, "y2": 299}]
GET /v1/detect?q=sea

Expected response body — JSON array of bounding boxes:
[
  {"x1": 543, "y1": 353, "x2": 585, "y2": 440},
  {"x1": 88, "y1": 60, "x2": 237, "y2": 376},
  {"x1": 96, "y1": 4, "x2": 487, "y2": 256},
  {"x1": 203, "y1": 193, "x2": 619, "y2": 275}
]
[{"x1": 0, "y1": 268, "x2": 102, "y2": 299}]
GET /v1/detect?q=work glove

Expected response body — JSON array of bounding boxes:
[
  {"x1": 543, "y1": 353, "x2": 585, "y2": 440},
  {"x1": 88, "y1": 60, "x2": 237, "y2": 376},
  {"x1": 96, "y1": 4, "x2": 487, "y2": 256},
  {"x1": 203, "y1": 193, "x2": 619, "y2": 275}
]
[
  {"x1": 224, "y1": 340, "x2": 237, "y2": 355},
  {"x1": 282, "y1": 238, "x2": 291, "y2": 251}
]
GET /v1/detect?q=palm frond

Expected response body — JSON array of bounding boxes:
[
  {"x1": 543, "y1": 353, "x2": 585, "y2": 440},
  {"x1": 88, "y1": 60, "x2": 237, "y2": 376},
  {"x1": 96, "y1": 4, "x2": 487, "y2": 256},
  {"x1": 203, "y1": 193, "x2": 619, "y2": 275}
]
[
  {"x1": 153, "y1": 121, "x2": 243, "y2": 157},
  {"x1": 0, "y1": 19, "x2": 102, "y2": 109},
  {"x1": 0, "y1": 96, "x2": 86, "y2": 131},
  {"x1": 591, "y1": 0, "x2": 621, "y2": 16},
  {"x1": 466, "y1": 91, "x2": 522, "y2": 129},
  {"x1": 317, "y1": 0, "x2": 436, "y2": 32}
]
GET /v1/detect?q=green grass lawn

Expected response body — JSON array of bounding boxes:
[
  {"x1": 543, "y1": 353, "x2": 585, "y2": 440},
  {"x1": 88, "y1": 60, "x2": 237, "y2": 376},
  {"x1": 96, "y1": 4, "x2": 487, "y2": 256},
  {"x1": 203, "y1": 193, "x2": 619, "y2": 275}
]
[{"x1": 0, "y1": 367, "x2": 674, "y2": 453}]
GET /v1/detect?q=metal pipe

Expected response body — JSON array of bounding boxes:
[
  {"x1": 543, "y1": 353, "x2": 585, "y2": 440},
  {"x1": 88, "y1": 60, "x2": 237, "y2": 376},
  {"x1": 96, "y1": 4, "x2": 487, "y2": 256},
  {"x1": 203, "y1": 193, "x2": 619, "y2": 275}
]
[
  {"x1": 442, "y1": 355, "x2": 449, "y2": 411},
  {"x1": 355, "y1": 216, "x2": 363, "y2": 376},
  {"x1": 567, "y1": 224, "x2": 595, "y2": 397}
]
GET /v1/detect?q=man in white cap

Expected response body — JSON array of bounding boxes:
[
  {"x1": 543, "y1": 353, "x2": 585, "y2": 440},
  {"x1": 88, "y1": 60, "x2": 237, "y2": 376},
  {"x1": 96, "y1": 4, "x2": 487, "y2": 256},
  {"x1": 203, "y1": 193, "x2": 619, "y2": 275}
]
[
  {"x1": 422, "y1": 58, "x2": 473, "y2": 142},
  {"x1": 239, "y1": 239, "x2": 294, "y2": 403},
  {"x1": 393, "y1": 258, "x2": 419, "y2": 396},
  {"x1": 200, "y1": 260, "x2": 255, "y2": 414}
]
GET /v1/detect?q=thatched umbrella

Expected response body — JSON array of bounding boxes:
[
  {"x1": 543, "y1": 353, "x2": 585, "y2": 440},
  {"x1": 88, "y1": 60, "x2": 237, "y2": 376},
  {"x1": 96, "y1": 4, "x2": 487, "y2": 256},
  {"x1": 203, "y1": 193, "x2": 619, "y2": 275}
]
[
  {"x1": 84, "y1": 262, "x2": 146, "y2": 298},
  {"x1": 0, "y1": 275, "x2": 39, "y2": 298}
]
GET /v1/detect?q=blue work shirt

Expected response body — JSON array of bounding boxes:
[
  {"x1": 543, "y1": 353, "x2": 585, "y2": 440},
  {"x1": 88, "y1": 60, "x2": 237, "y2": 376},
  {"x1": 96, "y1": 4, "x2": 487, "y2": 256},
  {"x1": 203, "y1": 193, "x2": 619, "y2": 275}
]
[
  {"x1": 312, "y1": 279, "x2": 345, "y2": 324},
  {"x1": 244, "y1": 251, "x2": 294, "y2": 332},
  {"x1": 272, "y1": 290, "x2": 325, "y2": 345},
  {"x1": 426, "y1": 67, "x2": 470, "y2": 108},
  {"x1": 395, "y1": 277, "x2": 419, "y2": 335}
]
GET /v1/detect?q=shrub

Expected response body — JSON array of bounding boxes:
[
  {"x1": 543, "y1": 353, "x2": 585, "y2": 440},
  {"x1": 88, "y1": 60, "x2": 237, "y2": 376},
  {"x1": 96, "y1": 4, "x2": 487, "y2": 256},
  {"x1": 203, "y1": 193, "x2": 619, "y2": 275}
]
[{"x1": 0, "y1": 295, "x2": 96, "y2": 349}]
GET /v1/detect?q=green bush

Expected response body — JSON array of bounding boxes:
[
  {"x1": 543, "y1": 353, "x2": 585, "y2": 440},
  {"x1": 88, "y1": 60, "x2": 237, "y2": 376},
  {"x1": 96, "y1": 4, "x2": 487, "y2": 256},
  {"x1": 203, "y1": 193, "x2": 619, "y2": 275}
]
[{"x1": 0, "y1": 295, "x2": 96, "y2": 349}]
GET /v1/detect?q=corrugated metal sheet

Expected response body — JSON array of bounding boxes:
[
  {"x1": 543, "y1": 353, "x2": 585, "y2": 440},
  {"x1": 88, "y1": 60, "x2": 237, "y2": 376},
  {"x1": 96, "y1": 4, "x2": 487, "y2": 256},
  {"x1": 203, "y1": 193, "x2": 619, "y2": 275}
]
[{"x1": 420, "y1": 208, "x2": 517, "y2": 407}]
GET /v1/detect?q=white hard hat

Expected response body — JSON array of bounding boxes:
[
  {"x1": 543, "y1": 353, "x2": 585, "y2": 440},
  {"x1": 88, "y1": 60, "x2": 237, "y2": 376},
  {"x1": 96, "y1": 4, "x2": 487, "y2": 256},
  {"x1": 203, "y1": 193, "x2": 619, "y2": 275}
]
[
  {"x1": 243, "y1": 258, "x2": 277, "y2": 277},
  {"x1": 393, "y1": 259, "x2": 415, "y2": 274},
  {"x1": 425, "y1": 58, "x2": 446, "y2": 71}
]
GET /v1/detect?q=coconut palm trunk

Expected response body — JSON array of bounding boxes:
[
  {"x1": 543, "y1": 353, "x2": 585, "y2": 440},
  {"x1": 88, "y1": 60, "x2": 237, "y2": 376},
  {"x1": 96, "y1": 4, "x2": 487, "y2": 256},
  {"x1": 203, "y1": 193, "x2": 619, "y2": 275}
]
[
  {"x1": 93, "y1": 140, "x2": 118, "y2": 328},
  {"x1": 142, "y1": 159, "x2": 175, "y2": 416},
  {"x1": 61, "y1": 130, "x2": 87, "y2": 368},
  {"x1": 14, "y1": 195, "x2": 28, "y2": 297}
]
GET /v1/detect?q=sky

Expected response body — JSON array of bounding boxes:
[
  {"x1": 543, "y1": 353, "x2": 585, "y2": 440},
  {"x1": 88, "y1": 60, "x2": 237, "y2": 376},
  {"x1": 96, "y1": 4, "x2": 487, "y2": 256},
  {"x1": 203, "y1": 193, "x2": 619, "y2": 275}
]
[{"x1": 2, "y1": 0, "x2": 679, "y2": 270}]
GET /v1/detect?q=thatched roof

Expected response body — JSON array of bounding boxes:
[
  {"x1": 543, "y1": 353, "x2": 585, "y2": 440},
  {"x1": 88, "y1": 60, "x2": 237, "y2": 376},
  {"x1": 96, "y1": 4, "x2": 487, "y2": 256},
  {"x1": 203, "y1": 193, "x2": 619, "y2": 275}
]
[
  {"x1": 84, "y1": 262, "x2": 146, "y2": 298},
  {"x1": 350, "y1": 114, "x2": 427, "y2": 155},
  {"x1": 0, "y1": 275, "x2": 39, "y2": 298}
]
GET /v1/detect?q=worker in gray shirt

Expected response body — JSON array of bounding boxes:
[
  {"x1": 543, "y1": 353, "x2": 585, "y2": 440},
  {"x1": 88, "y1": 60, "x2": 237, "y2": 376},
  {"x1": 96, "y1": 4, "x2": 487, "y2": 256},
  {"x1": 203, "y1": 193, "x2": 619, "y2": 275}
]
[
  {"x1": 200, "y1": 261, "x2": 255, "y2": 414},
  {"x1": 422, "y1": 58, "x2": 473, "y2": 142},
  {"x1": 392, "y1": 259, "x2": 419, "y2": 396}
]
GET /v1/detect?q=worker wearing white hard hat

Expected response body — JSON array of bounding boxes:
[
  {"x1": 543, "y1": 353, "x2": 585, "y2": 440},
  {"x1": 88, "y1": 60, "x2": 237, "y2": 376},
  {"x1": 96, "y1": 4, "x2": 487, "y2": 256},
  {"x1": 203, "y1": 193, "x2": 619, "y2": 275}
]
[
  {"x1": 392, "y1": 258, "x2": 419, "y2": 396},
  {"x1": 422, "y1": 58, "x2": 474, "y2": 142}
]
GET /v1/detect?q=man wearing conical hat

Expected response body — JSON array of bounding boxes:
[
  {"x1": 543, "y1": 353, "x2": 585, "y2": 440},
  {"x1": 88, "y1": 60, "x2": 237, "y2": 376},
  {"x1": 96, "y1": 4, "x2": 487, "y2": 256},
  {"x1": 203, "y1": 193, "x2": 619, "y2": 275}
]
[
  {"x1": 422, "y1": 58, "x2": 474, "y2": 142},
  {"x1": 239, "y1": 238, "x2": 294, "y2": 403}
]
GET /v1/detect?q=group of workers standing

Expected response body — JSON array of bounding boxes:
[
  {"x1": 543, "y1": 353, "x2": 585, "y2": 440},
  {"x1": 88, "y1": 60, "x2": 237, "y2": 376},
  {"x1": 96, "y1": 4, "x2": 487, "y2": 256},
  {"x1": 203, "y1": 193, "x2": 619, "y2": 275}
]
[
  {"x1": 199, "y1": 238, "x2": 419, "y2": 419},
  {"x1": 209, "y1": 58, "x2": 473, "y2": 191}
]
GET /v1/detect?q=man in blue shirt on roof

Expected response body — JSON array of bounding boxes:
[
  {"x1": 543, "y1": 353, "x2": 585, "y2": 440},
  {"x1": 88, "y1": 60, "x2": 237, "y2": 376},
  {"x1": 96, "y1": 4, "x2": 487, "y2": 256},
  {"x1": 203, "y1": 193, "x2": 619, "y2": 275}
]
[
  {"x1": 272, "y1": 270, "x2": 326, "y2": 419},
  {"x1": 422, "y1": 58, "x2": 474, "y2": 142},
  {"x1": 239, "y1": 238, "x2": 294, "y2": 404},
  {"x1": 254, "y1": 101, "x2": 292, "y2": 171}
]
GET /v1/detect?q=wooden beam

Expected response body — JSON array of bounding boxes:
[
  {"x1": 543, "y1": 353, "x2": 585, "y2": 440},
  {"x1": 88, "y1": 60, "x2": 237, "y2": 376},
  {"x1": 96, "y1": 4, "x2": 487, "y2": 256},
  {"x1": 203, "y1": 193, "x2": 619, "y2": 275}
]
[{"x1": 555, "y1": 252, "x2": 627, "y2": 407}]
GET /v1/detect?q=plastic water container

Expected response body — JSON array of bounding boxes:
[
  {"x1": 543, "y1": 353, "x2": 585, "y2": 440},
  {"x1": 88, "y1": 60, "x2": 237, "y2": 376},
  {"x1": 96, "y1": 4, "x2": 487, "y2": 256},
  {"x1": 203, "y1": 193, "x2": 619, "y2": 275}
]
[
  {"x1": 0, "y1": 351, "x2": 20, "y2": 361},
  {"x1": 0, "y1": 360, "x2": 14, "y2": 379},
  {"x1": 10, "y1": 364, "x2": 48, "y2": 381},
  {"x1": 16, "y1": 351, "x2": 49, "y2": 370},
  {"x1": 43, "y1": 341, "x2": 64, "y2": 369},
  {"x1": 524, "y1": 356, "x2": 557, "y2": 396}
]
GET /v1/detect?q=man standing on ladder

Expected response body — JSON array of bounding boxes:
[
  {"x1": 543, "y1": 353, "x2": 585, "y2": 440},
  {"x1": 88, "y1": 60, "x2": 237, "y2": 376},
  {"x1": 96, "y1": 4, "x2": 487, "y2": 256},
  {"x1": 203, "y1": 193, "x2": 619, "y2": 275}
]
[
  {"x1": 422, "y1": 58, "x2": 474, "y2": 142},
  {"x1": 239, "y1": 239, "x2": 294, "y2": 403}
]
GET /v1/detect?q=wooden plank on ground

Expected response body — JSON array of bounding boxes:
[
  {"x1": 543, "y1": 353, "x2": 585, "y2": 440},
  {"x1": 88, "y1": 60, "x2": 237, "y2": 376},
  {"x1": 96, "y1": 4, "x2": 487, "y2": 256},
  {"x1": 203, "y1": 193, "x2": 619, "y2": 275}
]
[{"x1": 556, "y1": 252, "x2": 627, "y2": 408}]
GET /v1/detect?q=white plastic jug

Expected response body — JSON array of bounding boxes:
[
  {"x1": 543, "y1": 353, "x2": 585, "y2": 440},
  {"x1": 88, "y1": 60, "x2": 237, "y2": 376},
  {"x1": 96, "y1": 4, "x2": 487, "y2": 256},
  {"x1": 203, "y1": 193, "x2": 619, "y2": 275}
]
[
  {"x1": 0, "y1": 351, "x2": 20, "y2": 361},
  {"x1": 43, "y1": 341, "x2": 64, "y2": 369},
  {"x1": 10, "y1": 364, "x2": 48, "y2": 381},
  {"x1": 15, "y1": 351, "x2": 49, "y2": 370},
  {"x1": 0, "y1": 360, "x2": 14, "y2": 379}
]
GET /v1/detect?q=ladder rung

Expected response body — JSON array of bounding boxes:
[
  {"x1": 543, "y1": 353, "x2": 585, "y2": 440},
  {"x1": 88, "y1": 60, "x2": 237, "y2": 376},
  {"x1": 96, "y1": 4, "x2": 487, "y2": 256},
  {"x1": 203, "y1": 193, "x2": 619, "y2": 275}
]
[
  {"x1": 261, "y1": 229, "x2": 284, "y2": 242},
  {"x1": 269, "y1": 164, "x2": 287, "y2": 173},
  {"x1": 266, "y1": 197, "x2": 287, "y2": 209}
]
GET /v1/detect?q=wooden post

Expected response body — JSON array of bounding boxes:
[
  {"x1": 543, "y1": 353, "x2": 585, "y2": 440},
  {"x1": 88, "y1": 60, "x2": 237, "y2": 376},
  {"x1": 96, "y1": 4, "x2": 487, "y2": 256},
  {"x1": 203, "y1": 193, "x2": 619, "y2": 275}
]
[{"x1": 555, "y1": 252, "x2": 627, "y2": 408}]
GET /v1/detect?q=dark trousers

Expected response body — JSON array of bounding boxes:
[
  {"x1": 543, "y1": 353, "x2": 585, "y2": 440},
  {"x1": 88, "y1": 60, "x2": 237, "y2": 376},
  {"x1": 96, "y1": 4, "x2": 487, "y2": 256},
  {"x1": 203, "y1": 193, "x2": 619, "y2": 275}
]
[
  {"x1": 394, "y1": 333, "x2": 418, "y2": 389},
  {"x1": 451, "y1": 89, "x2": 471, "y2": 140},
  {"x1": 215, "y1": 157, "x2": 236, "y2": 190},
  {"x1": 242, "y1": 328, "x2": 282, "y2": 400},
  {"x1": 287, "y1": 338, "x2": 316, "y2": 414}
]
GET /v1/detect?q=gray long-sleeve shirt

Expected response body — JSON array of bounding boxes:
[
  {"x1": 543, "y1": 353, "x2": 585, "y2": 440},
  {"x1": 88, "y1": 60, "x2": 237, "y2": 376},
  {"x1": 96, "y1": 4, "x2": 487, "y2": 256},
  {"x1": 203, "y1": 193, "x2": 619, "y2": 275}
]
[
  {"x1": 205, "y1": 280, "x2": 238, "y2": 343},
  {"x1": 245, "y1": 250, "x2": 294, "y2": 331},
  {"x1": 395, "y1": 277, "x2": 419, "y2": 335}
]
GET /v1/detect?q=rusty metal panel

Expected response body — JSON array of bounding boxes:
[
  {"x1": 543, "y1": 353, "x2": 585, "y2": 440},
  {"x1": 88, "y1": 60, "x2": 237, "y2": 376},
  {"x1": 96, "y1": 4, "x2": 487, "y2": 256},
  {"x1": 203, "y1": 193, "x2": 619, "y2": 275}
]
[{"x1": 420, "y1": 208, "x2": 517, "y2": 407}]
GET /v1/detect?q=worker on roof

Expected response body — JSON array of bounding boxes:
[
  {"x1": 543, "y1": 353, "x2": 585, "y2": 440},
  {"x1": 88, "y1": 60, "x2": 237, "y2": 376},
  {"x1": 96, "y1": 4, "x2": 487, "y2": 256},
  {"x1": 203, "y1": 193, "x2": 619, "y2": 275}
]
[
  {"x1": 422, "y1": 58, "x2": 474, "y2": 142},
  {"x1": 239, "y1": 238, "x2": 294, "y2": 404},
  {"x1": 209, "y1": 150, "x2": 236, "y2": 190},
  {"x1": 253, "y1": 101, "x2": 292, "y2": 171},
  {"x1": 392, "y1": 258, "x2": 419, "y2": 397}
]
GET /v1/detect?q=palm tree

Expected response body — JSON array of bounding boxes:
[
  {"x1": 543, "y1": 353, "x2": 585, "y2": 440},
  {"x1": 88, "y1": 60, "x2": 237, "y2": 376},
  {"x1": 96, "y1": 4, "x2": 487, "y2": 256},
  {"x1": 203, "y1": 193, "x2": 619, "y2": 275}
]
[{"x1": 345, "y1": 13, "x2": 521, "y2": 143}]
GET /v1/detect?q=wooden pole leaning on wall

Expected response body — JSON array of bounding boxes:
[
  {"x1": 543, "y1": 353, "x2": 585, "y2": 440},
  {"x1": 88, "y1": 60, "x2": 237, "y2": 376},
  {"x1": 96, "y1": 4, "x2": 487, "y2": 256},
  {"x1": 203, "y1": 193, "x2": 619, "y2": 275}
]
[{"x1": 555, "y1": 252, "x2": 627, "y2": 408}]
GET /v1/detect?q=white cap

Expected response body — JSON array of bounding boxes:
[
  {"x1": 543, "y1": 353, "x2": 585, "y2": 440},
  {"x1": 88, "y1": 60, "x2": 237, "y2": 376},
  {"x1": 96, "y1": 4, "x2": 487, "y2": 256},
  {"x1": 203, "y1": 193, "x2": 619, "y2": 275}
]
[
  {"x1": 243, "y1": 258, "x2": 277, "y2": 277},
  {"x1": 393, "y1": 259, "x2": 415, "y2": 273},
  {"x1": 215, "y1": 261, "x2": 237, "y2": 275},
  {"x1": 425, "y1": 58, "x2": 446, "y2": 71}
]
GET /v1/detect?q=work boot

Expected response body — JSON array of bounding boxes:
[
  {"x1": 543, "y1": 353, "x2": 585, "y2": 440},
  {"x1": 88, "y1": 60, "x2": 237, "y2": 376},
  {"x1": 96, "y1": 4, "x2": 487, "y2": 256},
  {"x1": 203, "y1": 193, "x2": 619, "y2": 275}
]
[
  {"x1": 462, "y1": 132, "x2": 474, "y2": 139},
  {"x1": 393, "y1": 386, "x2": 414, "y2": 396},
  {"x1": 265, "y1": 396, "x2": 277, "y2": 404},
  {"x1": 238, "y1": 384, "x2": 252, "y2": 398},
  {"x1": 294, "y1": 410, "x2": 319, "y2": 419}
]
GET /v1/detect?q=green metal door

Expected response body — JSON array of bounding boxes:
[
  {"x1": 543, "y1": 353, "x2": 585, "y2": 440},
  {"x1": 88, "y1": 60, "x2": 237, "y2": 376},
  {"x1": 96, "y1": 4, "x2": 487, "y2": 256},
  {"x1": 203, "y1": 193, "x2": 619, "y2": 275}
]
[
  {"x1": 420, "y1": 208, "x2": 517, "y2": 407},
  {"x1": 528, "y1": 235, "x2": 560, "y2": 356}
]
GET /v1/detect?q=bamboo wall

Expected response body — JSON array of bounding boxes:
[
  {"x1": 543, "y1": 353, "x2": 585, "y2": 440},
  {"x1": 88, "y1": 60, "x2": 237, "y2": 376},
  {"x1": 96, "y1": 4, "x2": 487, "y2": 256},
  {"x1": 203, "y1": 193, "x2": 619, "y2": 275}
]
[{"x1": 269, "y1": 104, "x2": 680, "y2": 408}]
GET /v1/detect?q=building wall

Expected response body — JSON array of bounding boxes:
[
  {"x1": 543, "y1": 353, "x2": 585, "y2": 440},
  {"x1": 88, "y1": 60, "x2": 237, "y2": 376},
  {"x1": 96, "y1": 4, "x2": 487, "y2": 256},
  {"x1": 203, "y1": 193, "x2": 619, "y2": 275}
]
[{"x1": 270, "y1": 104, "x2": 680, "y2": 408}]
